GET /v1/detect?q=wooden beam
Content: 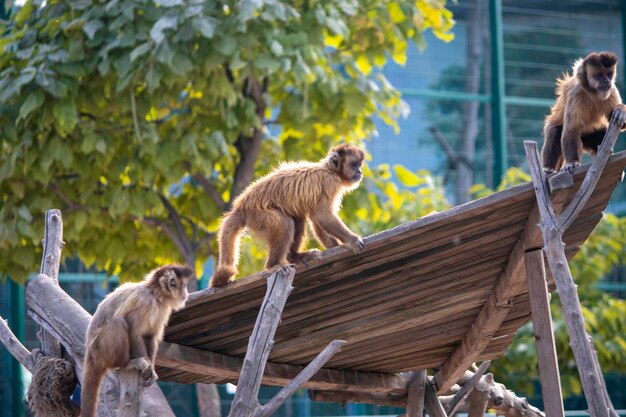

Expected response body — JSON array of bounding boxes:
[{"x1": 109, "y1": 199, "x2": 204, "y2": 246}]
[
  {"x1": 424, "y1": 379, "x2": 447, "y2": 417},
  {"x1": 524, "y1": 136, "x2": 620, "y2": 417},
  {"x1": 254, "y1": 340, "x2": 346, "y2": 417},
  {"x1": 407, "y1": 370, "x2": 427, "y2": 417},
  {"x1": 38, "y1": 209, "x2": 64, "y2": 357},
  {"x1": 156, "y1": 341, "x2": 408, "y2": 394},
  {"x1": 446, "y1": 361, "x2": 491, "y2": 416},
  {"x1": 228, "y1": 267, "x2": 296, "y2": 417},
  {"x1": 524, "y1": 250, "x2": 564, "y2": 417}
]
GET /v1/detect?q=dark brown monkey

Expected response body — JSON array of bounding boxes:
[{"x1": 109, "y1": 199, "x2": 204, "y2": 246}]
[
  {"x1": 80, "y1": 264, "x2": 193, "y2": 417},
  {"x1": 542, "y1": 51, "x2": 626, "y2": 172},
  {"x1": 211, "y1": 144, "x2": 366, "y2": 287}
]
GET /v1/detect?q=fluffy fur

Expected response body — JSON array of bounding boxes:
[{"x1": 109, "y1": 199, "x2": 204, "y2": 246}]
[
  {"x1": 542, "y1": 51, "x2": 626, "y2": 172},
  {"x1": 80, "y1": 264, "x2": 193, "y2": 417},
  {"x1": 211, "y1": 144, "x2": 366, "y2": 287}
]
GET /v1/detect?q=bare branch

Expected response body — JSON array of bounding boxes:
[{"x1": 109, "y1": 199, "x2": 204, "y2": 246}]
[
  {"x1": 158, "y1": 194, "x2": 193, "y2": 255},
  {"x1": 0, "y1": 316, "x2": 37, "y2": 372},
  {"x1": 188, "y1": 170, "x2": 226, "y2": 211}
]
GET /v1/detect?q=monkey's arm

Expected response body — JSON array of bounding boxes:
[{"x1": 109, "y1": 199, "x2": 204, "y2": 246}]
[
  {"x1": 311, "y1": 221, "x2": 340, "y2": 249},
  {"x1": 560, "y1": 100, "x2": 584, "y2": 170},
  {"x1": 311, "y1": 211, "x2": 365, "y2": 254},
  {"x1": 143, "y1": 334, "x2": 159, "y2": 386}
]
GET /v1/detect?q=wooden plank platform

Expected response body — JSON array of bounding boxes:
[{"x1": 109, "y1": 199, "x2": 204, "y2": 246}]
[{"x1": 155, "y1": 152, "x2": 626, "y2": 395}]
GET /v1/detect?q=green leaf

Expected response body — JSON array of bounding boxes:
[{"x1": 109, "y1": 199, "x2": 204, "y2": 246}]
[
  {"x1": 83, "y1": 20, "x2": 104, "y2": 39},
  {"x1": 215, "y1": 36, "x2": 237, "y2": 55},
  {"x1": 52, "y1": 99, "x2": 78, "y2": 136},
  {"x1": 130, "y1": 42, "x2": 152, "y2": 62},
  {"x1": 150, "y1": 16, "x2": 178, "y2": 44},
  {"x1": 74, "y1": 211, "x2": 88, "y2": 232},
  {"x1": 18, "y1": 90, "x2": 44, "y2": 122},
  {"x1": 192, "y1": 17, "x2": 217, "y2": 39},
  {"x1": 15, "y1": 0, "x2": 34, "y2": 26}
]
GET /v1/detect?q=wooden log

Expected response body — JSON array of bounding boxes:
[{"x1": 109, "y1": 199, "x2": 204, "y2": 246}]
[
  {"x1": 228, "y1": 266, "x2": 295, "y2": 417},
  {"x1": 406, "y1": 370, "x2": 426, "y2": 417},
  {"x1": 25, "y1": 274, "x2": 175, "y2": 417},
  {"x1": 156, "y1": 341, "x2": 407, "y2": 394},
  {"x1": 524, "y1": 250, "x2": 564, "y2": 417},
  {"x1": 466, "y1": 382, "x2": 489, "y2": 417},
  {"x1": 447, "y1": 361, "x2": 491, "y2": 416},
  {"x1": 39, "y1": 209, "x2": 64, "y2": 357},
  {"x1": 118, "y1": 368, "x2": 145, "y2": 417},
  {"x1": 424, "y1": 379, "x2": 447, "y2": 417},
  {"x1": 254, "y1": 339, "x2": 346, "y2": 417},
  {"x1": 524, "y1": 139, "x2": 615, "y2": 417},
  {"x1": 0, "y1": 315, "x2": 37, "y2": 372},
  {"x1": 547, "y1": 171, "x2": 573, "y2": 193}
]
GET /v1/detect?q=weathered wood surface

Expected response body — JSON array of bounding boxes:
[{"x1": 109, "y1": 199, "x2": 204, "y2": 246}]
[
  {"x1": 228, "y1": 267, "x2": 295, "y2": 417},
  {"x1": 524, "y1": 136, "x2": 621, "y2": 417},
  {"x1": 525, "y1": 250, "x2": 564, "y2": 417},
  {"x1": 406, "y1": 370, "x2": 427, "y2": 417},
  {"x1": 26, "y1": 274, "x2": 175, "y2": 417},
  {"x1": 39, "y1": 209, "x2": 64, "y2": 357},
  {"x1": 158, "y1": 152, "x2": 626, "y2": 397}
]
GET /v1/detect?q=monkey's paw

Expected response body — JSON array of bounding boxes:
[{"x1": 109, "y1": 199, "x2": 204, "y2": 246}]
[
  {"x1": 543, "y1": 167, "x2": 556, "y2": 174},
  {"x1": 126, "y1": 357, "x2": 153, "y2": 382},
  {"x1": 561, "y1": 161, "x2": 580, "y2": 173},
  {"x1": 144, "y1": 368, "x2": 158, "y2": 387},
  {"x1": 612, "y1": 105, "x2": 626, "y2": 126},
  {"x1": 287, "y1": 249, "x2": 322, "y2": 266},
  {"x1": 267, "y1": 264, "x2": 296, "y2": 275},
  {"x1": 347, "y1": 238, "x2": 366, "y2": 255}
]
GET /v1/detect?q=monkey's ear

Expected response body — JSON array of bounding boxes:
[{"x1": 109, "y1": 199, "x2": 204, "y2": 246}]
[{"x1": 328, "y1": 151, "x2": 341, "y2": 171}]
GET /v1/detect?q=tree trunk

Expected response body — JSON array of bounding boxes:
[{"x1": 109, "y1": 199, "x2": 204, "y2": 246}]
[{"x1": 455, "y1": 5, "x2": 481, "y2": 204}]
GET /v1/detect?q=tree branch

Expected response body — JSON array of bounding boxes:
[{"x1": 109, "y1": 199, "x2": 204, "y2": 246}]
[
  {"x1": 0, "y1": 316, "x2": 38, "y2": 372},
  {"x1": 158, "y1": 194, "x2": 193, "y2": 256},
  {"x1": 187, "y1": 168, "x2": 226, "y2": 211}
]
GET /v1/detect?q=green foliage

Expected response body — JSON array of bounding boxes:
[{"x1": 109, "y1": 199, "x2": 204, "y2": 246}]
[
  {"x1": 0, "y1": 0, "x2": 454, "y2": 282},
  {"x1": 474, "y1": 170, "x2": 626, "y2": 396}
]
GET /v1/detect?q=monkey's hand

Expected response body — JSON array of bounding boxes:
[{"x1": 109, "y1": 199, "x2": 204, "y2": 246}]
[
  {"x1": 144, "y1": 367, "x2": 159, "y2": 387},
  {"x1": 126, "y1": 357, "x2": 154, "y2": 383},
  {"x1": 561, "y1": 161, "x2": 580, "y2": 173},
  {"x1": 346, "y1": 237, "x2": 366, "y2": 255},
  {"x1": 612, "y1": 104, "x2": 626, "y2": 128}
]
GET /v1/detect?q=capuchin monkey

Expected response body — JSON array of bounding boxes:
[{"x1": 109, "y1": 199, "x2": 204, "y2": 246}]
[
  {"x1": 542, "y1": 51, "x2": 626, "y2": 172},
  {"x1": 80, "y1": 264, "x2": 193, "y2": 417},
  {"x1": 211, "y1": 144, "x2": 366, "y2": 287}
]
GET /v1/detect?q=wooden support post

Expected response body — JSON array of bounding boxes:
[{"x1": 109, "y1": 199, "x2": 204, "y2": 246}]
[
  {"x1": 39, "y1": 209, "x2": 64, "y2": 357},
  {"x1": 406, "y1": 370, "x2": 427, "y2": 417},
  {"x1": 424, "y1": 379, "x2": 447, "y2": 417},
  {"x1": 118, "y1": 368, "x2": 145, "y2": 417},
  {"x1": 524, "y1": 250, "x2": 565, "y2": 417},
  {"x1": 446, "y1": 361, "x2": 491, "y2": 417},
  {"x1": 466, "y1": 375, "x2": 491, "y2": 417},
  {"x1": 254, "y1": 339, "x2": 345, "y2": 417},
  {"x1": 523, "y1": 107, "x2": 624, "y2": 417},
  {"x1": 228, "y1": 266, "x2": 296, "y2": 417}
]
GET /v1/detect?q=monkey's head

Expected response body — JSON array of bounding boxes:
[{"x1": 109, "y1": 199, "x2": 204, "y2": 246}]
[
  {"x1": 151, "y1": 264, "x2": 194, "y2": 311},
  {"x1": 576, "y1": 51, "x2": 618, "y2": 99},
  {"x1": 326, "y1": 144, "x2": 365, "y2": 184}
]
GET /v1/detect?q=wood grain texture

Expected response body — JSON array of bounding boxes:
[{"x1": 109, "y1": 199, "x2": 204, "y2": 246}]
[
  {"x1": 525, "y1": 250, "x2": 564, "y2": 417},
  {"x1": 157, "y1": 152, "x2": 626, "y2": 398}
]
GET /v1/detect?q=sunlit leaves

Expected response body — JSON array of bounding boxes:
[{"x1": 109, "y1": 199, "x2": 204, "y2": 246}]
[{"x1": 0, "y1": 0, "x2": 454, "y2": 284}]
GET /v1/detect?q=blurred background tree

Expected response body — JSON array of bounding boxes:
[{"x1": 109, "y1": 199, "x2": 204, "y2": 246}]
[{"x1": 0, "y1": 0, "x2": 454, "y2": 284}]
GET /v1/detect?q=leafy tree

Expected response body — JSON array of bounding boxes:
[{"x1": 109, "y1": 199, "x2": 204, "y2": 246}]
[
  {"x1": 475, "y1": 169, "x2": 626, "y2": 400},
  {"x1": 0, "y1": 0, "x2": 454, "y2": 284}
]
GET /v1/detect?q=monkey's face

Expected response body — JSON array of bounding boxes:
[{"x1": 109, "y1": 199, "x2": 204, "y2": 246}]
[
  {"x1": 155, "y1": 265, "x2": 193, "y2": 311},
  {"x1": 343, "y1": 157, "x2": 364, "y2": 183},
  {"x1": 587, "y1": 67, "x2": 615, "y2": 98}
]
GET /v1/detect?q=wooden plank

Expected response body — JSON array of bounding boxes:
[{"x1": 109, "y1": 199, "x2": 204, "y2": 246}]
[
  {"x1": 156, "y1": 341, "x2": 408, "y2": 394},
  {"x1": 407, "y1": 370, "x2": 427, "y2": 417},
  {"x1": 525, "y1": 249, "x2": 565, "y2": 417}
]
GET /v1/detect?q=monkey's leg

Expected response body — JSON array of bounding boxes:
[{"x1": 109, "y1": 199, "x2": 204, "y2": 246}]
[
  {"x1": 542, "y1": 123, "x2": 564, "y2": 172},
  {"x1": 252, "y1": 209, "x2": 295, "y2": 269},
  {"x1": 311, "y1": 212, "x2": 365, "y2": 255},
  {"x1": 287, "y1": 218, "x2": 321, "y2": 264},
  {"x1": 126, "y1": 319, "x2": 153, "y2": 382},
  {"x1": 561, "y1": 129, "x2": 584, "y2": 172},
  {"x1": 311, "y1": 221, "x2": 340, "y2": 249}
]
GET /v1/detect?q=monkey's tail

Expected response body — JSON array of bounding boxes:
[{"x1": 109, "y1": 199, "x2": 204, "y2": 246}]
[
  {"x1": 80, "y1": 358, "x2": 106, "y2": 417},
  {"x1": 212, "y1": 209, "x2": 246, "y2": 287}
]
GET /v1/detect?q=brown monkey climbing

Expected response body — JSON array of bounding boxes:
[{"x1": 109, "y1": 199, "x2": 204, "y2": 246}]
[
  {"x1": 211, "y1": 144, "x2": 366, "y2": 287},
  {"x1": 542, "y1": 51, "x2": 626, "y2": 172},
  {"x1": 80, "y1": 264, "x2": 193, "y2": 417}
]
